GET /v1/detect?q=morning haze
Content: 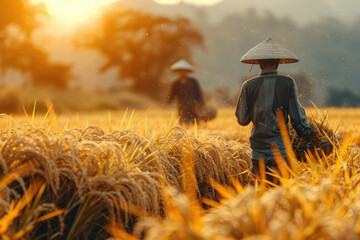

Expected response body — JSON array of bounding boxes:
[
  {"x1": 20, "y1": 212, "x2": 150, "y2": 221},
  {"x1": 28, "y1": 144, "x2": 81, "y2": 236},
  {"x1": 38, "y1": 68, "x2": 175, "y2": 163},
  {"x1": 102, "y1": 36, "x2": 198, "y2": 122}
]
[
  {"x1": 2, "y1": 0, "x2": 360, "y2": 108},
  {"x1": 120, "y1": 0, "x2": 360, "y2": 106}
]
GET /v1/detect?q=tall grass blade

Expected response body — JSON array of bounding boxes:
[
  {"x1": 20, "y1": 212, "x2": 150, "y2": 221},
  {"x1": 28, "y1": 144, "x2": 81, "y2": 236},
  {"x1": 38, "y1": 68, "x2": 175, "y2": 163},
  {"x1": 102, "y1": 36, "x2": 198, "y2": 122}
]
[
  {"x1": 31, "y1": 98, "x2": 37, "y2": 127},
  {"x1": 120, "y1": 108, "x2": 128, "y2": 129},
  {"x1": 276, "y1": 110, "x2": 299, "y2": 176},
  {"x1": 40, "y1": 103, "x2": 53, "y2": 128}
]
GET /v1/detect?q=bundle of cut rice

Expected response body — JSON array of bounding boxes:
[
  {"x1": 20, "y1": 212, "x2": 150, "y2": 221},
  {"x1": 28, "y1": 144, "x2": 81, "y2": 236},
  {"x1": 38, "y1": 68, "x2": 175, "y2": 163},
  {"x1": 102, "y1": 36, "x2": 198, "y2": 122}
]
[
  {"x1": 197, "y1": 104, "x2": 217, "y2": 122},
  {"x1": 289, "y1": 116, "x2": 336, "y2": 160}
]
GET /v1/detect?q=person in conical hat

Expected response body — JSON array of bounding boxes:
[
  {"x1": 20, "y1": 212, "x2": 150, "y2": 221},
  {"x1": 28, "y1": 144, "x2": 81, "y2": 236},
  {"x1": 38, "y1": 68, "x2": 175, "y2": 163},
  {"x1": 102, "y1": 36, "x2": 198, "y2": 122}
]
[
  {"x1": 169, "y1": 59, "x2": 195, "y2": 72},
  {"x1": 235, "y1": 38, "x2": 313, "y2": 182},
  {"x1": 167, "y1": 59, "x2": 205, "y2": 125}
]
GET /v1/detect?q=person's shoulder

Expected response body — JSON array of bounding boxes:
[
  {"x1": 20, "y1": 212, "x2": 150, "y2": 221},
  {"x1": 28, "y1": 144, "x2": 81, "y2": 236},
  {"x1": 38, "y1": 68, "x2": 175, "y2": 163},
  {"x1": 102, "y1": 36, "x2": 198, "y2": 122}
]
[
  {"x1": 243, "y1": 75, "x2": 262, "y2": 86},
  {"x1": 172, "y1": 78, "x2": 182, "y2": 84},
  {"x1": 277, "y1": 74, "x2": 294, "y2": 80},
  {"x1": 186, "y1": 77, "x2": 201, "y2": 86},
  {"x1": 187, "y1": 76, "x2": 199, "y2": 82},
  {"x1": 276, "y1": 74, "x2": 296, "y2": 85}
]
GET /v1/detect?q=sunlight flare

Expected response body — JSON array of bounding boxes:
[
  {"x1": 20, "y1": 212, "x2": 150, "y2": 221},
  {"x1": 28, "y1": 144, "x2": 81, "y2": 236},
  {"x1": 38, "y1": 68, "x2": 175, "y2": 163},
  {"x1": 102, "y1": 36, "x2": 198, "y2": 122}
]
[
  {"x1": 155, "y1": 0, "x2": 222, "y2": 5},
  {"x1": 31, "y1": 0, "x2": 221, "y2": 25},
  {"x1": 31, "y1": 0, "x2": 118, "y2": 24}
]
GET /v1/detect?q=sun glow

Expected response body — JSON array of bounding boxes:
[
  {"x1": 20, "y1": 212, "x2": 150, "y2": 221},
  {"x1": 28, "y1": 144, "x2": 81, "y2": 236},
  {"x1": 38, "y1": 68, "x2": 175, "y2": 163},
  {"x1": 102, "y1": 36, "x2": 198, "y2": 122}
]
[
  {"x1": 31, "y1": 0, "x2": 118, "y2": 25},
  {"x1": 154, "y1": 0, "x2": 222, "y2": 5},
  {"x1": 31, "y1": 0, "x2": 221, "y2": 26}
]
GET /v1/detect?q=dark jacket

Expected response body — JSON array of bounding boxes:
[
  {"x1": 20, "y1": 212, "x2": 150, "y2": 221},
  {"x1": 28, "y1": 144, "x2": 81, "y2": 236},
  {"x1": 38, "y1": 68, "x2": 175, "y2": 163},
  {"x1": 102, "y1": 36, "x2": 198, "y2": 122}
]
[
  {"x1": 235, "y1": 69, "x2": 313, "y2": 158},
  {"x1": 168, "y1": 77, "x2": 204, "y2": 116}
]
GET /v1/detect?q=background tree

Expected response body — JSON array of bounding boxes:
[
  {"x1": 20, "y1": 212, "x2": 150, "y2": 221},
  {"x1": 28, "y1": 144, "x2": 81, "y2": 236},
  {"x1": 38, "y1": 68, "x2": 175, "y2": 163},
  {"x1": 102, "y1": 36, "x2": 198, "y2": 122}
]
[
  {"x1": 119, "y1": 1, "x2": 360, "y2": 106},
  {"x1": 0, "y1": 0, "x2": 70, "y2": 89},
  {"x1": 80, "y1": 5, "x2": 204, "y2": 99},
  {"x1": 0, "y1": 0, "x2": 45, "y2": 34}
]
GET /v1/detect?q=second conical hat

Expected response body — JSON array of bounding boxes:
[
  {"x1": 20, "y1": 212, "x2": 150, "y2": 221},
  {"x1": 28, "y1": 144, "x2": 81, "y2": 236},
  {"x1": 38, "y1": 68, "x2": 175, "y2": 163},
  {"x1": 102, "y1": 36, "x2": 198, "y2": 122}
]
[
  {"x1": 170, "y1": 59, "x2": 194, "y2": 72},
  {"x1": 240, "y1": 38, "x2": 299, "y2": 64}
]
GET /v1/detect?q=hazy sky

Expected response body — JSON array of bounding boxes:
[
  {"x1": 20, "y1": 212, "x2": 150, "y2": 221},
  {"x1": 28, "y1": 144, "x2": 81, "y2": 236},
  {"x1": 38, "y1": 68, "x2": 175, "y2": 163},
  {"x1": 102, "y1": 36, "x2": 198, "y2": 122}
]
[
  {"x1": 31, "y1": 0, "x2": 360, "y2": 27},
  {"x1": 224, "y1": 0, "x2": 360, "y2": 25},
  {"x1": 31, "y1": 0, "x2": 118, "y2": 24},
  {"x1": 155, "y1": 0, "x2": 222, "y2": 4},
  {"x1": 31, "y1": 0, "x2": 219, "y2": 23},
  {"x1": 27, "y1": 0, "x2": 360, "y2": 92},
  {"x1": 154, "y1": 0, "x2": 360, "y2": 26}
]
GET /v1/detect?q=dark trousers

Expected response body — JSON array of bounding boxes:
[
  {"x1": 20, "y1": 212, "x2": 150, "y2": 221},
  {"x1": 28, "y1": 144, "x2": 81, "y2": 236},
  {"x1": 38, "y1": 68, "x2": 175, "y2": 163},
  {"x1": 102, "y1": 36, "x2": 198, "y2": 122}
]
[{"x1": 251, "y1": 158, "x2": 289, "y2": 185}]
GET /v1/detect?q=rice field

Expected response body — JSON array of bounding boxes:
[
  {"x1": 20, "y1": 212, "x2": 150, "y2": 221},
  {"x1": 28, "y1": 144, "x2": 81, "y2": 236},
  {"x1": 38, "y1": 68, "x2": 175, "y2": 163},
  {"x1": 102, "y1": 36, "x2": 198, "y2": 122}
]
[{"x1": 0, "y1": 107, "x2": 360, "y2": 239}]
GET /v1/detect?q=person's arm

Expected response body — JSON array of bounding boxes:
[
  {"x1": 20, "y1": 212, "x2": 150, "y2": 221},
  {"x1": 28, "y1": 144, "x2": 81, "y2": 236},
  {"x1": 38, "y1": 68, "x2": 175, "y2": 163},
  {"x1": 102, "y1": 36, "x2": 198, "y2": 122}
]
[
  {"x1": 193, "y1": 79, "x2": 205, "y2": 105},
  {"x1": 288, "y1": 78, "x2": 313, "y2": 137},
  {"x1": 235, "y1": 82, "x2": 251, "y2": 126},
  {"x1": 167, "y1": 82, "x2": 177, "y2": 104}
]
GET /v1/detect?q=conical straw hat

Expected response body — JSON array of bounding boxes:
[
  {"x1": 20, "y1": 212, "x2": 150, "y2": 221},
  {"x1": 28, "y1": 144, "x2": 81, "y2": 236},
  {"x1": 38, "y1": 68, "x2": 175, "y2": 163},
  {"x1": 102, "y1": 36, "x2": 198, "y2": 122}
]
[
  {"x1": 170, "y1": 59, "x2": 194, "y2": 72},
  {"x1": 240, "y1": 38, "x2": 299, "y2": 64}
]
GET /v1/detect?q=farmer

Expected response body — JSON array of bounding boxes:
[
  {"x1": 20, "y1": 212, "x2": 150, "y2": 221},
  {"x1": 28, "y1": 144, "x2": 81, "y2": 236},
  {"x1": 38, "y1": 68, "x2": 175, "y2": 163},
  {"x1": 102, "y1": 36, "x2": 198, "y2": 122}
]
[
  {"x1": 235, "y1": 38, "x2": 313, "y2": 180},
  {"x1": 167, "y1": 59, "x2": 205, "y2": 125}
]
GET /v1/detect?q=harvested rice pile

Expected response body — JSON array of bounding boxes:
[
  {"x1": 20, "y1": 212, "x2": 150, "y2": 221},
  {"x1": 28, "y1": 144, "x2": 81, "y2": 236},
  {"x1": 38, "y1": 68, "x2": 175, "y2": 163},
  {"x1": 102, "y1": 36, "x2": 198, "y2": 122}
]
[
  {"x1": 0, "y1": 119, "x2": 251, "y2": 239},
  {"x1": 134, "y1": 139, "x2": 360, "y2": 240},
  {"x1": 156, "y1": 126, "x2": 251, "y2": 200},
  {"x1": 289, "y1": 115, "x2": 337, "y2": 160},
  {"x1": 1, "y1": 110, "x2": 354, "y2": 240},
  {"x1": 0, "y1": 124, "x2": 164, "y2": 238},
  {"x1": 130, "y1": 113, "x2": 360, "y2": 240},
  {"x1": 202, "y1": 176, "x2": 360, "y2": 240}
]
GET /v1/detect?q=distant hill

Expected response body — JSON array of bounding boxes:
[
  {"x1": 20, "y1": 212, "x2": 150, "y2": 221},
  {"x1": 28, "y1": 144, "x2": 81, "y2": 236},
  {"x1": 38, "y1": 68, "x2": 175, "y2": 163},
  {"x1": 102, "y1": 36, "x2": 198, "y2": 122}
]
[
  {"x1": 110, "y1": 0, "x2": 360, "y2": 106},
  {"x1": 119, "y1": 0, "x2": 360, "y2": 26}
]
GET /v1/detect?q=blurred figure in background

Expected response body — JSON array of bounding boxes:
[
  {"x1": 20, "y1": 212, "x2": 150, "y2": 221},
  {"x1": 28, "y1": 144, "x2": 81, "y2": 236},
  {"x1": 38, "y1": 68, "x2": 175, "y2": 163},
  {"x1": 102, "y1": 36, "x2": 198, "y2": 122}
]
[
  {"x1": 167, "y1": 59, "x2": 205, "y2": 125},
  {"x1": 235, "y1": 38, "x2": 313, "y2": 181}
]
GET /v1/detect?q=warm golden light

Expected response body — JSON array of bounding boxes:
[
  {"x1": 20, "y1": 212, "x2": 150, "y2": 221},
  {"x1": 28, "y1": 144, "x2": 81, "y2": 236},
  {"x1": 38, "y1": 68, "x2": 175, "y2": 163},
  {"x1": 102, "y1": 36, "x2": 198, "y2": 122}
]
[
  {"x1": 30, "y1": 0, "x2": 221, "y2": 26},
  {"x1": 31, "y1": 0, "x2": 118, "y2": 25},
  {"x1": 154, "y1": 0, "x2": 222, "y2": 5}
]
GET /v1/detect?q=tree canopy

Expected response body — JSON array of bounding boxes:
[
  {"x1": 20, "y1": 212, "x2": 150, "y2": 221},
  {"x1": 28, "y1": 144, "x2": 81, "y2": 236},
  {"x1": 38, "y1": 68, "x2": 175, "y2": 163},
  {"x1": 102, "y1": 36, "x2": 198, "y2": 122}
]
[
  {"x1": 0, "y1": 0, "x2": 49, "y2": 32},
  {"x1": 80, "y1": 5, "x2": 204, "y2": 98},
  {"x1": 0, "y1": 0, "x2": 70, "y2": 89}
]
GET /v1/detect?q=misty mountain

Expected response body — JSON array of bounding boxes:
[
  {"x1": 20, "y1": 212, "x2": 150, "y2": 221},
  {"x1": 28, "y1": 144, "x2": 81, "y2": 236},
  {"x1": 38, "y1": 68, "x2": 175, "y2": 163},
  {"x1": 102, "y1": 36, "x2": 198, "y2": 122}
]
[
  {"x1": 120, "y1": 0, "x2": 360, "y2": 26},
  {"x1": 112, "y1": 0, "x2": 360, "y2": 106}
]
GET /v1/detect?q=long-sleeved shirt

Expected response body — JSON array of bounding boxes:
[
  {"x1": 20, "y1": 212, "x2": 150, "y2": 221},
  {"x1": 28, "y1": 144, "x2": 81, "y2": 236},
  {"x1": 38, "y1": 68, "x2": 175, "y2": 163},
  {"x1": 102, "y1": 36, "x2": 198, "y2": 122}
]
[
  {"x1": 235, "y1": 69, "x2": 313, "y2": 160},
  {"x1": 168, "y1": 76, "x2": 204, "y2": 114}
]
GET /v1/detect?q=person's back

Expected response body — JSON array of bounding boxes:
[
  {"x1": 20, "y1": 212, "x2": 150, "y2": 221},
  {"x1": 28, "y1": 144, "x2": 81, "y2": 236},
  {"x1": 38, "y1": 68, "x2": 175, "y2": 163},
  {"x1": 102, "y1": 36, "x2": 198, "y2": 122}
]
[
  {"x1": 167, "y1": 59, "x2": 204, "y2": 125},
  {"x1": 170, "y1": 77, "x2": 203, "y2": 111},
  {"x1": 235, "y1": 38, "x2": 313, "y2": 180},
  {"x1": 236, "y1": 69, "x2": 313, "y2": 160}
]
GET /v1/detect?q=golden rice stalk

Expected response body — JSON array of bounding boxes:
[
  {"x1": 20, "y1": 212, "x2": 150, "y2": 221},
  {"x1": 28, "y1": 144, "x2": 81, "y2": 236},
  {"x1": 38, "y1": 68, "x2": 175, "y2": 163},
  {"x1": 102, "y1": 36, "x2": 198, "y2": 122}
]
[
  {"x1": 156, "y1": 126, "x2": 251, "y2": 200},
  {"x1": 133, "y1": 188, "x2": 214, "y2": 240},
  {"x1": 203, "y1": 177, "x2": 360, "y2": 240},
  {"x1": 0, "y1": 122, "x2": 168, "y2": 238},
  {"x1": 0, "y1": 177, "x2": 64, "y2": 239},
  {"x1": 134, "y1": 167, "x2": 217, "y2": 240},
  {"x1": 289, "y1": 115, "x2": 337, "y2": 161},
  {"x1": 79, "y1": 126, "x2": 183, "y2": 190}
]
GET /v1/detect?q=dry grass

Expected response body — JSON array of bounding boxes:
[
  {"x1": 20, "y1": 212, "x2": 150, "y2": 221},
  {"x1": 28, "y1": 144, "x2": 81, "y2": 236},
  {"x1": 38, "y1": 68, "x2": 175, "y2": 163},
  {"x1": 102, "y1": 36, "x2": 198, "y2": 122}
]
[
  {"x1": 0, "y1": 108, "x2": 359, "y2": 239},
  {"x1": 127, "y1": 109, "x2": 360, "y2": 240}
]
